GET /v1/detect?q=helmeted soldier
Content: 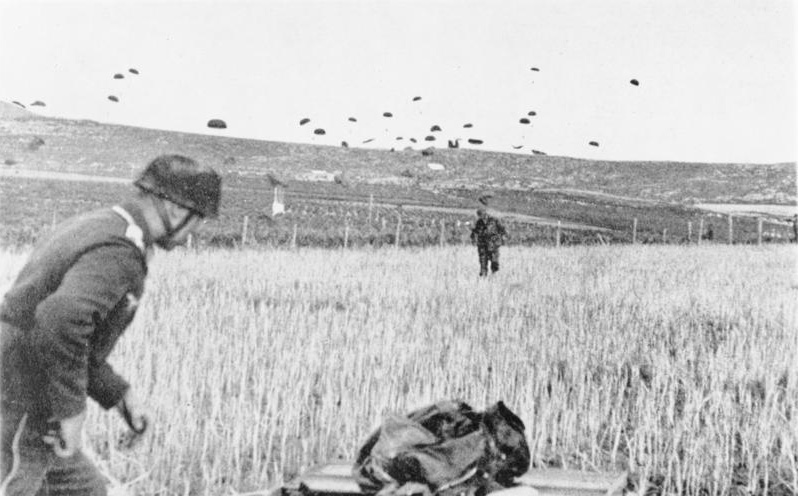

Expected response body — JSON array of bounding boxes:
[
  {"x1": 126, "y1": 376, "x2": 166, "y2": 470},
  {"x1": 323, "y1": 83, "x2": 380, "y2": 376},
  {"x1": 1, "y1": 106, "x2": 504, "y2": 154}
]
[
  {"x1": 1, "y1": 155, "x2": 221, "y2": 495},
  {"x1": 470, "y1": 208, "x2": 507, "y2": 276}
]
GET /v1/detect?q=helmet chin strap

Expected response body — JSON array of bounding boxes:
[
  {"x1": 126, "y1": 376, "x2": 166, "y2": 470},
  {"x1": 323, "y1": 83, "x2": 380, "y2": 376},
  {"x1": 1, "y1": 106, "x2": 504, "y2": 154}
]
[{"x1": 154, "y1": 198, "x2": 197, "y2": 248}]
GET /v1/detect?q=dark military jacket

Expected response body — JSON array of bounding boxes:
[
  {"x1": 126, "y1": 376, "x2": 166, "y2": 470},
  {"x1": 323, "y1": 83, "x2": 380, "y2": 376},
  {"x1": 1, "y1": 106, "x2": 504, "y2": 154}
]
[
  {"x1": 1, "y1": 202, "x2": 152, "y2": 421},
  {"x1": 354, "y1": 400, "x2": 530, "y2": 496},
  {"x1": 470, "y1": 216, "x2": 507, "y2": 250}
]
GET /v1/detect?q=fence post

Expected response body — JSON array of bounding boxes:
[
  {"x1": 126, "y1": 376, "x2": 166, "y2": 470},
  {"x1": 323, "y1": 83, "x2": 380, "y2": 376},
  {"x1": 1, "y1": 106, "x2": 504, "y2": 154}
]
[
  {"x1": 368, "y1": 194, "x2": 374, "y2": 226},
  {"x1": 632, "y1": 218, "x2": 638, "y2": 244},
  {"x1": 291, "y1": 223, "x2": 298, "y2": 250},
  {"x1": 439, "y1": 219, "x2": 445, "y2": 247},
  {"x1": 556, "y1": 221, "x2": 562, "y2": 248},
  {"x1": 728, "y1": 215, "x2": 734, "y2": 244},
  {"x1": 662, "y1": 228, "x2": 667, "y2": 243},
  {"x1": 698, "y1": 218, "x2": 704, "y2": 245},
  {"x1": 757, "y1": 217, "x2": 763, "y2": 245},
  {"x1": 395, "y1": 216, "x2": 402, "y2": 248},
  {"x1": 687, "y1": 221, "x2": 692, "y2": 243},
  {"x1": 344, "y1": 223, "x2": 349, "y2": 249},
  {"x1": 241, "y1": 215, "x2": 249, "y2": 246}
]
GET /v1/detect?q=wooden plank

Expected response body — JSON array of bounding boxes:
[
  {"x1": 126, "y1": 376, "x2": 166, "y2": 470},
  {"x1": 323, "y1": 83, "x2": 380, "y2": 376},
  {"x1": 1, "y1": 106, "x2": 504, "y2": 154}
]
[
  {"x1": 300, "y1": 476, "x2": 362, "y2": 495},
  {"x1": 282, "y1": 464, "x2": 627, "y2": 496},
  {"x1": 308, "y1": 464, "x2": 355, "y2": 477},
  {"x1": 516, "y1": 469, "x2": 626, "y2": 492}
]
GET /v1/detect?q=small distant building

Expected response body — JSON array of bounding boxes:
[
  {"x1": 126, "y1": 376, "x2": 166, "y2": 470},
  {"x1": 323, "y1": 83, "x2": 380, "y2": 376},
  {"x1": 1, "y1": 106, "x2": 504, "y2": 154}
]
[{"x1": 267, "y1": 174, "x2": 287, "y2": 216}]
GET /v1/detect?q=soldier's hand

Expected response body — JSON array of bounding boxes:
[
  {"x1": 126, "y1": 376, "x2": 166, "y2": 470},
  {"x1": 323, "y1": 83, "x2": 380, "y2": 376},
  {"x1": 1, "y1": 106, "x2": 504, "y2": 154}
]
[
  {"x1": 43, "y1": 410, "x2": 86, "y2": 458},
  {"x1": 117, "y1": 389, "x2": 149, "y2": 435}
]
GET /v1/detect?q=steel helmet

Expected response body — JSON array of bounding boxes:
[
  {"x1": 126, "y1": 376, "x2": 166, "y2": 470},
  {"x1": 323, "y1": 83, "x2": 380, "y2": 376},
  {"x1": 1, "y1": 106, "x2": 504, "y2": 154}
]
[{"x1": 134, "y1": 155, "x2": 221, "y2": 218}]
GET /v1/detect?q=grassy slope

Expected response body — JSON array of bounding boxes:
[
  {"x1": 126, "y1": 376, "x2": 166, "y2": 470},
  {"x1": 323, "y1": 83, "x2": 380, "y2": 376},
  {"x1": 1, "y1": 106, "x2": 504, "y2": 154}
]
[{"x1": 1, "y1": 112, "x2": 794, "y2": 203}]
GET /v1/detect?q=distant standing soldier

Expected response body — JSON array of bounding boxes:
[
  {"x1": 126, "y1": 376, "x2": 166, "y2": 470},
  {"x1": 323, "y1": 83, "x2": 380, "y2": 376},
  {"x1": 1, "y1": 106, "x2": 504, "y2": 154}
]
[
  {"x1": 470, "y1": 208, "x2": 507, "y2": 276},
  {"x1": 1, "y1": 155, "x2": 221, "y2": 495}
]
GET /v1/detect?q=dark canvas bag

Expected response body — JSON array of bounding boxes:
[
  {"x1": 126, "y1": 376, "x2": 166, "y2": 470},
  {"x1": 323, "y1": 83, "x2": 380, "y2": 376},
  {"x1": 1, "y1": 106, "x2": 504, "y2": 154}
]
[{"x1": 354, "y1": 400, "x2": 530, "y2": 496}]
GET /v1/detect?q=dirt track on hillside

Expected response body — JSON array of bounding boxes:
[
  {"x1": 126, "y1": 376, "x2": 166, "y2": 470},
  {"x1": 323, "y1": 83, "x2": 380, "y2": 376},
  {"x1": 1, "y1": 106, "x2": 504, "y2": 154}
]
[
  {"x1": 0, "y1": 168, "x2": 608, "y2": 231},
  {"x1": 0, "y1": 168, "x2": 131, "y2": 184}
]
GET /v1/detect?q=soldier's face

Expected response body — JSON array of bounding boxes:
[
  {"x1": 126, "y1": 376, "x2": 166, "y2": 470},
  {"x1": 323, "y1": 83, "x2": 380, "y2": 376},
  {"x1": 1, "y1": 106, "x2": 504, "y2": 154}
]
[
  {"x1": 169, "y1": 215, "x2": 201, "y2": 246},
  {"x1": 156, "y1": 204, "x2": 202, "y2": 250}
]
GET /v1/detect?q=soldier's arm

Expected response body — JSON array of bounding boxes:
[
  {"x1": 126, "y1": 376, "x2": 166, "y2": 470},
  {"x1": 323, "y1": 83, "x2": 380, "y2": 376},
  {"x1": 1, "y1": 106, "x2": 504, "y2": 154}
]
[
  {"x1": 470, "y1": 221, "x2": 480, "y2": 241},
  {"x1": 497, "y1": 219, "x2": 508, "y2": 237},
  {"x1": 88, "y1": 360, "x2": 130, "y2": 410},
  {"x1": 28, "y1": 244, "x2": 140, "y2": 420}
]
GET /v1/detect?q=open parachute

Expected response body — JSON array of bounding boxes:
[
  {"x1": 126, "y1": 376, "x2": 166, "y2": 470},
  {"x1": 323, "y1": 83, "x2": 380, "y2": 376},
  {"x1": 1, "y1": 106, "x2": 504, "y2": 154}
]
[{"x1": 207, "y1": 119, "x2": 227, "y2": 129}]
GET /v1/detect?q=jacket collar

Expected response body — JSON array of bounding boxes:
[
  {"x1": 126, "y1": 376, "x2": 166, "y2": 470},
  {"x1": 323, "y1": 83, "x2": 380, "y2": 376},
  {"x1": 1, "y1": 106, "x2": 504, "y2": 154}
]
[{"x1": 113, "y1": 202, "x2": 154, "y2": 250}]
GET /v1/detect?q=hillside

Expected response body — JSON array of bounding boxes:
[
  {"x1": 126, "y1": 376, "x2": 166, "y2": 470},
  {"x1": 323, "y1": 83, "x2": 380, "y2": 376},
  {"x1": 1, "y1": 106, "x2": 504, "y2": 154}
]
[
  {"x1": 1, "y1": 102, "x2": 795, "y2": 247},
  {"x1": 1, "y1": 102, "x2": 795, "y2": 204}
]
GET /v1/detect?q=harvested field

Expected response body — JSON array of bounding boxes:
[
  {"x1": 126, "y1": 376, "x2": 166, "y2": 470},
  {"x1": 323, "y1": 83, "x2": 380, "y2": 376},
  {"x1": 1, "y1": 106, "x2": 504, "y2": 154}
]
[{"x1": 2, "y1": 244, "x2": 792, "y2": 495}]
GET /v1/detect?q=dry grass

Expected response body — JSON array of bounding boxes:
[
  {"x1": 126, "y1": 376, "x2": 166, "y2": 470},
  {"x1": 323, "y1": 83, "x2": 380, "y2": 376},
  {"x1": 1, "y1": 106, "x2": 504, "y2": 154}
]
[{"x1": 2, "y1": 244, "x2": 796, "y2": 495}]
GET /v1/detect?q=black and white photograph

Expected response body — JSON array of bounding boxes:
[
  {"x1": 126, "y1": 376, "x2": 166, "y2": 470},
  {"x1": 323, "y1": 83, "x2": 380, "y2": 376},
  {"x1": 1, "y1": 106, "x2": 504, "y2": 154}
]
[{"x1": 0, "y1": 1, "x2": 796, "y2": 495}]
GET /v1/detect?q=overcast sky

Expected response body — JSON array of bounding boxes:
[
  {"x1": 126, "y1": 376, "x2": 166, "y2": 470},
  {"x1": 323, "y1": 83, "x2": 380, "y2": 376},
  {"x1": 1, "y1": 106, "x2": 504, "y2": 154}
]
[{"x1": 0, "y1": 0, "x2": 795, "y2": 164}]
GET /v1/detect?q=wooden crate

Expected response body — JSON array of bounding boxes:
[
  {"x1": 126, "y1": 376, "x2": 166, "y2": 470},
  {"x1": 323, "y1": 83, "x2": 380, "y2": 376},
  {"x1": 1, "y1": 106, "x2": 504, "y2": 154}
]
[{"x1": 269, "y1": 463, "x2": 628, "y2": 496}]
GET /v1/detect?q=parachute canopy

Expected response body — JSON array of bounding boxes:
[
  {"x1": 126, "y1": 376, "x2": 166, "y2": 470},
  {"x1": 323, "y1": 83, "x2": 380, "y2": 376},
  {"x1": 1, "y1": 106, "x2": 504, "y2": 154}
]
[
  {"x1": 430, "y1": 125, "x2": 442, "y2": 132},
  {"x1": 341, "y1": 141, "x2": 348, "y2": 148},
  {"x1": 630, "y1": 79, "x2": 639, "y2": 86},
  {"x1": 363, "y1": 138, "x2": 374, "y2": 144},
  {"x1": 530, "y1": 67, "x2": 540, "y2": 72},
  {"x1": 512, "y1": 145, "x2": 523, "y2": 149},
  {"x1": 313, "y1": 128, "x2": 326, "y2": 135},
  {"x1": 468, "y1": 138, "x2": 483, "y2": 145},
  {"x1": 528, "y1": 111, "x2": 536, "y2": 116},
  {"x1": 129, "y1": 68, "x2": 139, "y2": 75},
  {"x1": 531, "y1": 149, "x2": 547, "y2": 155},
  {"x1": 383, "y1": 112, "x2": 393, "y2": 118},
  {"x1": 424, "y1": 135, "x2": 436, "y2": 142},
  {"x1": 12, "y1": 101, "x2": 25, "y2": 108},
  {"x1": 30, "y1": 101, "x2": 46, "y2": 107},
  {"x1": 108, "y1": 95, "x2": 119, "y2": 102},
  {"x1": 113, "y1": 73, "x2": 124, "y2": 79},
  {"x1": 519, "y1": 118, "x2": 530, "y2": 124},
  {"x1": 300, "y1": 118, "x2": 310, "y2": 125},
  {"x1": 348, "y1": 117, "x2": 357, "y2": 122},
  {"x1": 412, "y1": 96, "x2": 422, "y2": 101},
  {"x1": 207, "y1": 119, "x2": 227, "y2": 129},
  {"x1": 589, "y1": 141, "x2": 599, "y2": 147},
  {"x1": 410, "y1": 138, "x2": 417, "y2": 143},
  {"x1": 463, "y1": 123, "x2": 473, "y2": 128}
]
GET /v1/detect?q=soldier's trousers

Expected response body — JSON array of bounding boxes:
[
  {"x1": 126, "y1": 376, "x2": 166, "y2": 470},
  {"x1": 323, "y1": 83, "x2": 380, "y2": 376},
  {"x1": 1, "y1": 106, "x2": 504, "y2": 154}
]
[
  {"x1": 477, "y1": 246, "x2": 500, "y2": 276},
  {"x1": 0, "y1": 408, "x2": 107, "y2": 496}
]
